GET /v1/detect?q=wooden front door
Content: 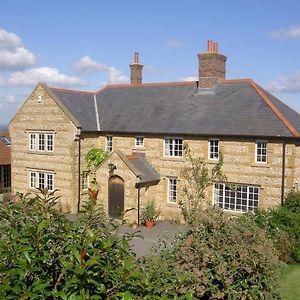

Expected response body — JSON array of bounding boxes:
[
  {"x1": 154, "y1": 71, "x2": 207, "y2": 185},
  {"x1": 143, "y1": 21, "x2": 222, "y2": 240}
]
[{"x1": 108, "y1": 176, "x2": 124, "y2": 218}]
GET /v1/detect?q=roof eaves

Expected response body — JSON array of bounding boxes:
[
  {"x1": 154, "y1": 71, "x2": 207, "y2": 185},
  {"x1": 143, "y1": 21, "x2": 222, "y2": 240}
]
[{"x1": 248, "y1": 80, "x2": 300, "y2": 137}]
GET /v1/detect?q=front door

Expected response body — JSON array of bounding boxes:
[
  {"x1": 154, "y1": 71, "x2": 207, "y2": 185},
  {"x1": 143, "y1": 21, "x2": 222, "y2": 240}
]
[{"x1": 108, "y1": 175, "x2": 124, "y2": 218}]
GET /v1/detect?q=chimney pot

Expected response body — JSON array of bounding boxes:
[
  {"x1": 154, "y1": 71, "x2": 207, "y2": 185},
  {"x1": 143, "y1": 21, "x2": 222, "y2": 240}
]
[
  {"x1": 213, "y1": 41, "x2": 218, "y2": 53},
  {"x1": 134, "y1": 52, "x2": 139, "y2": 64},
  {"x1": 207, "y1": 40, "x2": 213, "y2": 52}
]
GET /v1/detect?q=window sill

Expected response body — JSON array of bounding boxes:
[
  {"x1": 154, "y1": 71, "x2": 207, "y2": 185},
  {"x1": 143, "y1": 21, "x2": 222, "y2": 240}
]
[
  {"x1": 162, "y1": 156, "x2": 184, "y2": 162},
  {"x1": 27, "y1": 151, "x2": 54, "y2": 156},
  {"x1": 251, "y1": 163, "x2": 270, "y2": 168},
  {"x1": 207, "y1": 159, "x2": 219, "y2": 165}
]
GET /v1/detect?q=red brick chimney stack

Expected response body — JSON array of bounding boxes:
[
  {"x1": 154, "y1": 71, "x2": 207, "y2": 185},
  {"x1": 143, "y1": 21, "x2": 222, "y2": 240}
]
[
  {"x1": 198, "y1": 40, "x2": 227, "y2": 88},
  {"x1": 130, "y1": 52, "x2": 143, "y2": 84}
]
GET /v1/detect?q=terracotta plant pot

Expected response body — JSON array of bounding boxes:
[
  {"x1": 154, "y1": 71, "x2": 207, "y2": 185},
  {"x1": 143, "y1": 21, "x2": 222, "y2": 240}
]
[{"x1": 145, "y1": 220, "x2": 155, "y2": 229}]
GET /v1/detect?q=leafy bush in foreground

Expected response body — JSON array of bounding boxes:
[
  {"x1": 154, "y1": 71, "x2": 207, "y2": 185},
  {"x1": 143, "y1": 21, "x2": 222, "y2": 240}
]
[
  {"x1": 0, "y1": 189, "x2": 145, "y2": 299},
  {"x1": 144, "y1": 208, "x2": 280, "y2": 300},
  {"x1": 245, "y1": 191, "x2": 300, "y2": 263}
]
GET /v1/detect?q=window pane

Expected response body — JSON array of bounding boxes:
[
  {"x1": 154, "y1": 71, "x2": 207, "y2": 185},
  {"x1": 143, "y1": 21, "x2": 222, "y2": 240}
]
[
  {"x1": 47, "y1": 173, "x2": 53, "y2": 191},
  {"x1": 209, "y1": 139, "x2": 219, "y2": 159},
  {"x1": 30, "y1": 133, "x2": 36, "y2": 150},
  {"x1": 256, "y1": 141, "x2": 267, "y2": 163},
  {"x1": 47, "y1": 134, "x2": 53, "y2": 151},
  {"x1": 164, "y1": 138, "x2": 183, "y2": 157},
  {"x1": 168, "y1": 177, "x2": 177, "y2": 203},
  {"x1": 135, "y1": 137, "x2": 144, "y2": 147},
  {"x1": 39, "y1": 172, "x2": 45, "y2": 189},
  {"x1": 214, "y1": 183, "x2": 259, "y2": 212},
  {"x1": 30, "y1": 172, "x2": 36, "y2": 188},
  {"x1": 39, "y1": 134, "x2": 45, "y2": 151}
]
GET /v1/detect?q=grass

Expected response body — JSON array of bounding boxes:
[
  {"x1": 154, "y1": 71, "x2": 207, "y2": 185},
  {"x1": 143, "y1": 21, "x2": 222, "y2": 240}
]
[{"x1": 280, "y1": 263, "x2": 300, "y2": 300}]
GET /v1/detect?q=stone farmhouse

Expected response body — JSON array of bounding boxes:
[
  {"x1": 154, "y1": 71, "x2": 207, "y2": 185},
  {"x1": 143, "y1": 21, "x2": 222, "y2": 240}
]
[
  {"x1": 9, "y1": 41, "x2": 300, "y2": 223},
  {"x1": 0, "y1": 130, "x2": 11, "y2": 199}
]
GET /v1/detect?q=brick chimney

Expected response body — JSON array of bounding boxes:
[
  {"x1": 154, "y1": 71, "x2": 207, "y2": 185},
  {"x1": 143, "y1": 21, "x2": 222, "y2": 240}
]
[
  {"x1": 198, "y1": 40, "x2": 227, "y2": 88},
  {"x1": 130, "y1": 52, "x2": 143, "y2": 84}
]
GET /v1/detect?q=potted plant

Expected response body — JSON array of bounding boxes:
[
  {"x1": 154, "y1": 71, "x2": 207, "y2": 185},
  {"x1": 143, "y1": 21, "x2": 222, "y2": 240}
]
[{"x1": 141, "y1": 200, "x2": 160, "y2": 228}]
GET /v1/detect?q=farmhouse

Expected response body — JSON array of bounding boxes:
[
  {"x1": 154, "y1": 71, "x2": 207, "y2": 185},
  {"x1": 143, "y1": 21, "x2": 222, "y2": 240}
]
[
  {"x1": 9, "y1": 41, "x2": 300, "y2": 222},
  {"x1": 0, "y1": 130, "x2": 11, "y2": 198}
]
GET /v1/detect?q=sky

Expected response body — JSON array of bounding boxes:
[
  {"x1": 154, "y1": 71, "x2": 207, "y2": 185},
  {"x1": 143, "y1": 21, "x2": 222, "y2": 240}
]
[{"x1": 1, "y1": 0, "x2": 300, "y2": 125}]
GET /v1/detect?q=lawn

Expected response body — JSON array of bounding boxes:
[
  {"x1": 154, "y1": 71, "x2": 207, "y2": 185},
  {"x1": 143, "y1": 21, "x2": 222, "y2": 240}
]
[{"x1": 280, "y1": 264, "x2": 300, "y2": 300}]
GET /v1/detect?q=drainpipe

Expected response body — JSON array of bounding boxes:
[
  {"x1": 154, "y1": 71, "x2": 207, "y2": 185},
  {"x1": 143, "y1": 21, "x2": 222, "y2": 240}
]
[
  {"x1": 281, "y1": 140, "x2": 286, "y2": 206},
  {"x1": 76, "y1": 132, "x2": 82, "y2": 213},
  {"x1": 137, "y1": 187, "x2": 141, "y2": 226}
]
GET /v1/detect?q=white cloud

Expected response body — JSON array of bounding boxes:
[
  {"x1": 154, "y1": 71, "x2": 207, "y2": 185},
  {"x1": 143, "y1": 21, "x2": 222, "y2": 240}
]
[
  {"x1": 179, "y1": 76, "x2": 198, "y2": 81},
  {"x1": 0, "y1": 47, "x2": 36, "y2": 70},
  {"x1": 0, "y1": 67, "x2": 84, "y2": 87},
  {"x1": 266, "y1": 71, "x2": 300, "y2": 93},
  {"x1": 0, "y1": 28, "x2": 21, "y2": 49},
  {"x1": 270, "y1": 25, "x2": 300, "y2": 39},
  {"x1": 0, "y1": 95, "x2": 17, "y2": 110},
  {"x1": 0, "y1": 28, "x2": 37, "y2": 69},
  {"x1": 166, "y1": 37, "x2": 184, "y2": 48},
  {"x1": 74, "y1": 56, "x2": 129, "y2": 85},
  {"x1": 74, "y1": 56, "x2": 106, "y2": 73}
]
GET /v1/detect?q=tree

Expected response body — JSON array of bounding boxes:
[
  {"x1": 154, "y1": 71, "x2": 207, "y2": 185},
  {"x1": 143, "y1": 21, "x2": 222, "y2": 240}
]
[{"x1": 179, "y1": 144, "x2": 226, "y2": 223}]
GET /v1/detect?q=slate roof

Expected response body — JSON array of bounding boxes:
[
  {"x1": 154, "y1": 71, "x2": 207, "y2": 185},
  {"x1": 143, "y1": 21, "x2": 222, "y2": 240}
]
[
  {"x1": 0, "y1": 131, "x2": 11, "y2": 165},
  {"x1": 127, "y1": 154, "x2": 160, "y2": 188},
  {"x1": 49, "y1": 80, "x2": 300, "y2": 138},
  {"x1": 108, "y1": 150, "x2": 160, "y2": 188}
]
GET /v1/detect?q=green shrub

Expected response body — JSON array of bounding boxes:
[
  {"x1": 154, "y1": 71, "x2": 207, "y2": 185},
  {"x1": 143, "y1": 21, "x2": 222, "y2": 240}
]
[
  {"x1": 144, "y1": 208, "x2": 280, "y2": 299},
  {"x1": 246, "y1": 192, "x2": 300, "y2": 263},
  {"x1": 284, "y1": 190, "x2": 300, "y2": 214},
  {"x1": 0, "y1": 189, "x2": 146, "y2": 299}
]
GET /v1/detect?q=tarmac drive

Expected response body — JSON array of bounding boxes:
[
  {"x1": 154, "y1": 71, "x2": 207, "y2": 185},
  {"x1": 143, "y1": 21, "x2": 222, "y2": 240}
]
[{"x1": 117, "y1": 220, "x2": 186, "y2": 258}]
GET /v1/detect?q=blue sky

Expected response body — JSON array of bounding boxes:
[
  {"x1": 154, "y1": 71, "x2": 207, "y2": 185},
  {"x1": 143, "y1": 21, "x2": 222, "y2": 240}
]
[{"x1": 1, "y1": 0, "x2": 300, "y2": 125}]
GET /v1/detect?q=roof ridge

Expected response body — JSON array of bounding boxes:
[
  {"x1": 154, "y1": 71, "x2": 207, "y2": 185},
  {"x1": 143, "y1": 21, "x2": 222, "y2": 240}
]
[
  {"x1": 249, "y1": 80, "x2": 299, "y2": 137},
  {"x1": 95, "y1": 81, "x2": 196, "y2": 93},
  {"x1": 50, "y1": 87, "x2": 94, "y2": 95},
  {"x1": 221, "y1": 79, "x2": 253, "y2": 83}
]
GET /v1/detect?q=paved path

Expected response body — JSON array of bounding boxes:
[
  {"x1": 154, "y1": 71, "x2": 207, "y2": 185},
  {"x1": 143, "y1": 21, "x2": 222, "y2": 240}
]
[{"x1": 118, "y1": 220, "x2": 186, "y2": 258}]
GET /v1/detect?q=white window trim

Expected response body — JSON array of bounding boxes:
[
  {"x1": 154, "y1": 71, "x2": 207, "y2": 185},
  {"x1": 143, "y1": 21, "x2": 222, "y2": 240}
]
[
  {"x1": 135, "y1": 136, "x2": 144, "y2": 147},
  {"x1": 255, "y1": 140, "x2": 268, "y2": 164},
  {"x1": 82, "y1": 172, "x2": 89, "y2": 191},
  {"x1": 167, "y1": 176, "x2": 178, "y2": 204},
  {"x1": 46, "y1": 133, "x2": 54, "y2": 152},
  {"x1": 163, "y1": 137, "x2": 183, "y2": 158},
  {"x1": 29, "y1": 170, "x2": 54, "y2": 191},
  {"x1": 38, "y1": 133, "x2": 45, "y2": 152},
  {"x1": 29, "y1": 133, "x2": 36, "y2": 151},
  {"x1": 213, "y1": 182, "x2": 260, "y2": 213},
  {"x1": 208, "y1": 139, "x2": 219, "y2": 161},
  {"x1": 29, "y1": 132, "x2": 54, "y2": 153},
  {"x1": 105, "y1": 136, "x2": 113, "y2": 152}
]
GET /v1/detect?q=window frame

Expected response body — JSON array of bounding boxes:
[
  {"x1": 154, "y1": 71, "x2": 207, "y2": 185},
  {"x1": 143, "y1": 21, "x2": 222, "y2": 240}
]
[
  {"x1": 208, "y1": 139, "x2": 220, "y2": 160},
  {"x1": 135, "y1": 136, "x2": 144, "y2": 147},
  {"x1": 256, "y1": 140, "x2": 268, "y2": 163},
  {"x1": 105, "y1": 136, "x2": 113, "y2": 152},
  {"x1": 29, "y1": 170, "x2": 54, "y2": 191},
  {"x1": 82, "y1": 171, "x2": 89, "y2": 191},
  {"x1": 164, "y1": 137, "x2": 183, "y2": 157},
  {"x1": 167, "y1": 176, "x2": 178, "y2": 203},
  {"x1": 46, "y1": 133, "x2": 54, "y2": 152},
  {"x1": 213, "y1": 182, "x2": 260, "y2": 212},
  {"x1": 29, "y1": 132, "x2": 54, "y2": 153}
]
